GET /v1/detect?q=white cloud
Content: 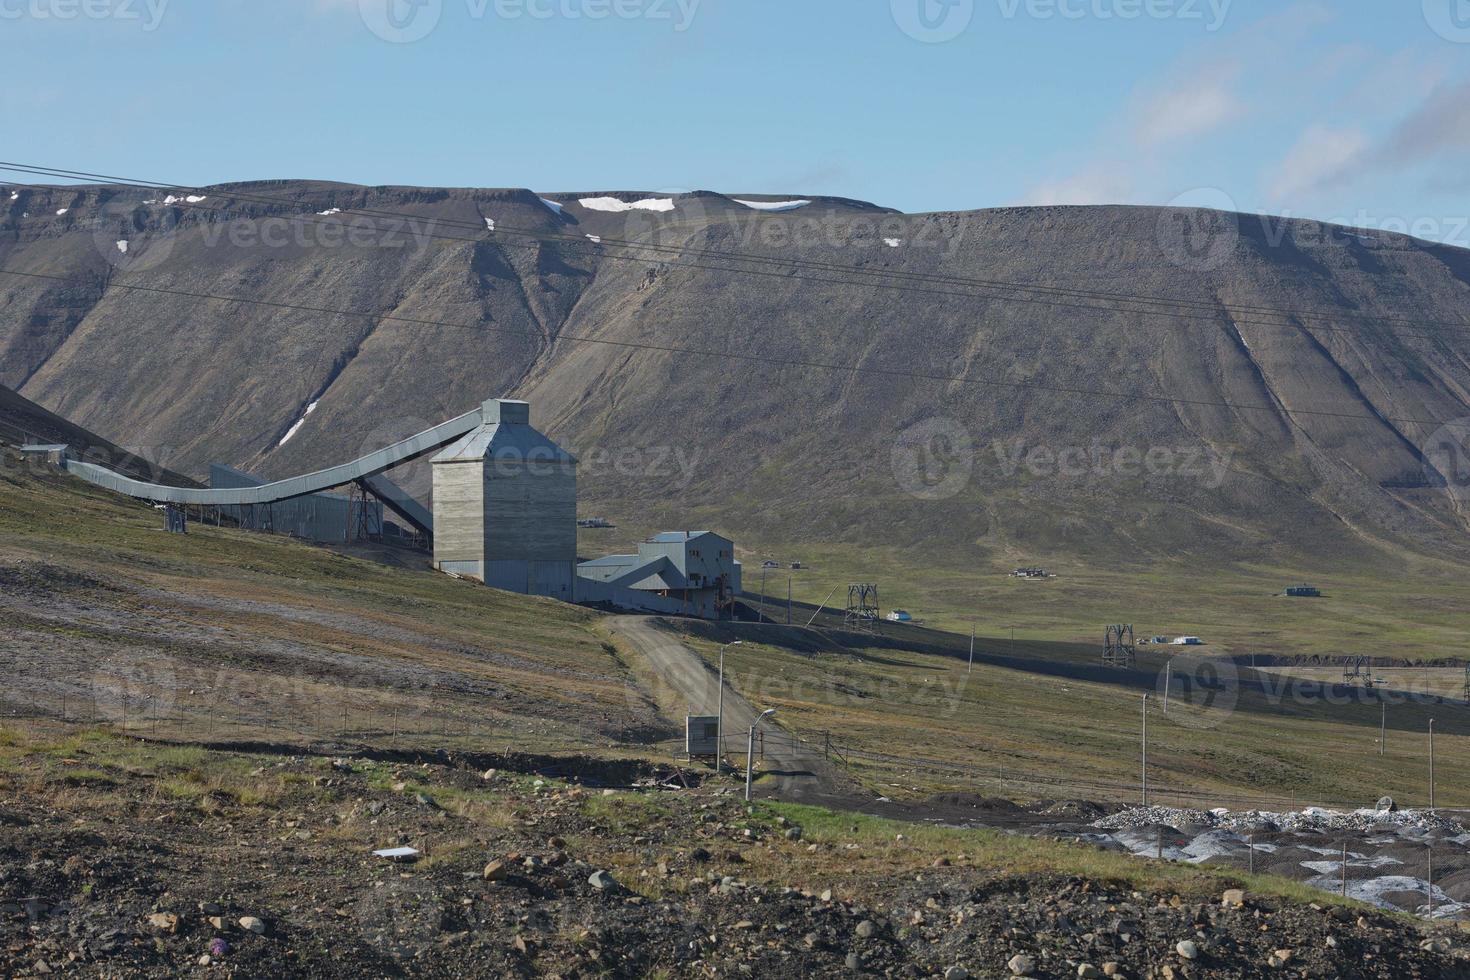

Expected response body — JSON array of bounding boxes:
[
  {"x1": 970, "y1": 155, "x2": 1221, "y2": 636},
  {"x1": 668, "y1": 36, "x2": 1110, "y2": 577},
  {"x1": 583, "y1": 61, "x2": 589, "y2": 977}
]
[
  {"x1": 1134, "y1": 75, "x2": 1244, "y2": 147},
  {"x1": 1024, "y1": 167, "x2": 1134, "y2": 207},
  {"x1": 1266, "y1": 125, "x2": 1369, "y2": 203}
]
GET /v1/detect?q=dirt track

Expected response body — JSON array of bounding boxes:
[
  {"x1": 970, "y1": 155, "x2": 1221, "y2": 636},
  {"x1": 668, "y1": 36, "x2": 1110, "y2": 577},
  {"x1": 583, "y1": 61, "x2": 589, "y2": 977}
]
[{"x1": 609, "y1": 615, "x2": 853, "y2": 804}]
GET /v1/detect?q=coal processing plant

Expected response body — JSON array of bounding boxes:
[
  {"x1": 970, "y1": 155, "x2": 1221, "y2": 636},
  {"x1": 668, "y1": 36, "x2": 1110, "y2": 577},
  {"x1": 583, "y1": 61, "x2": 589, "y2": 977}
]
[{"x1": 32, "y1": 397, "x2": 741, "y2": 620}]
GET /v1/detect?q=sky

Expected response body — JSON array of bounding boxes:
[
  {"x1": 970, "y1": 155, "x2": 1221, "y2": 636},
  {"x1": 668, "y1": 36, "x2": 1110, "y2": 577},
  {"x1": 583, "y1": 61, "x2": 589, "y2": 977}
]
[{"x1": 4, "y1": 0, "x2": 1470, "y2": 244}]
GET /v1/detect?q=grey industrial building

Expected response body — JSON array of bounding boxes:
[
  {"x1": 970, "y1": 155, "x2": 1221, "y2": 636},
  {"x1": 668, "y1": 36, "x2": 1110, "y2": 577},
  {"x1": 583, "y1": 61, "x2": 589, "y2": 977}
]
[
  {"x1": 577, "y1": 531, "x2": 741, "y2": 619},
  {"x1": 430, "y1": 399, "x2": 578, "y2": 599},
  {"x1": 52, "y1": 393, "x2": 738, "y2": 619}
]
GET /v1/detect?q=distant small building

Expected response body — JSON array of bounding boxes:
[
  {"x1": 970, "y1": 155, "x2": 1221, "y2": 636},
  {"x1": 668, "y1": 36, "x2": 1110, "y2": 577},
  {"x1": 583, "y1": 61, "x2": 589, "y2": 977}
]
[
  {"x1": 20, "y1": 443, "x2": 69, "y2": 466},
  {"x1": 577, "y1": 530, "x2": 741, "y2": 619},
  {"x1": 1171, "y1": 636, "x2": 1204, "y2": 646},
  {"x1": 686, "y1": 715, "x2": 720, "y2": 757},
  {"x1": 1012, "y1": 567, "x2": 1049, "y2": 579},
  {"x1": 1286, "y1": 584, "x2": 1321, "y2": 597},
  {"x1": 886, "y1": 609, "x2": 913, "y2": 623}
]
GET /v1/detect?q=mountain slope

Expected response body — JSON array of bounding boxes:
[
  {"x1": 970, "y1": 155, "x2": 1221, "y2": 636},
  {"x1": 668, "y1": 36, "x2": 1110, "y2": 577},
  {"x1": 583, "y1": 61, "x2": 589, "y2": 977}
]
[{"x1": 2, "y1": 180, "x2": 1469, "y2": 570}]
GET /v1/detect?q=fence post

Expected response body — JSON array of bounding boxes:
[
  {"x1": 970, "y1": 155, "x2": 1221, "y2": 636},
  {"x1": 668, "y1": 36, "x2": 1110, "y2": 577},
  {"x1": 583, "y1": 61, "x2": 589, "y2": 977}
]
[{"x1": 1429, "y1": 844, "x2": 1435, "y2": 919}]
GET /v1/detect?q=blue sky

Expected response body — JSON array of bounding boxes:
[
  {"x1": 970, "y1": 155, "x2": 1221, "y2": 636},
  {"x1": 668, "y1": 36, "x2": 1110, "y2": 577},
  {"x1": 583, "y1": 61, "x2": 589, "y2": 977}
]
[{"x1": 5, "y1": 0, "x2": 1470, "y2": 243}]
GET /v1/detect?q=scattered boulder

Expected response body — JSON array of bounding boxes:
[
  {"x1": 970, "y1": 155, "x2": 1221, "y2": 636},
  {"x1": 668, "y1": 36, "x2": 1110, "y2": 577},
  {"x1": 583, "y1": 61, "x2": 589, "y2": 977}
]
[
  {"x1": 1007, "y1": 953, "x2": 1035, "y2": 975},
  {"x1": 1222, "y1": 889, "x2": 1245, "y2": 907},
  {"x1": 1176, "y1": 940, "x2": 1199, "y2": 960},
  {"x1": 855, "y1": 920, "x2": 876, "y2": 939},
  {"x1": 146, "y1": 913, "x2": 178, "y2": 934},
  {"x1": 588, "y1": 869, "x2": 619, "y2": 893},
  {"x1": 483, "y1": 860, "x2": 509, "y2": 882},
  {"x1": 1376, "y1": 796, "x2": 1397, "y2": 813},
  {"x1": 239, "y1": 916, "x2": 266, "y2": 935}
]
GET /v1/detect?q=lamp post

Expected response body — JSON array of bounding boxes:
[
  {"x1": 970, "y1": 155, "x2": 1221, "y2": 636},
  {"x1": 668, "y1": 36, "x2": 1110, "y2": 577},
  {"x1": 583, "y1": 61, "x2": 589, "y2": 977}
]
[
  {"x1": 746, "y1": 708, "x2": 777, "y2": 802},
  {"x1": 717, "y1": 640, "x2": 742, "y2": 771}
]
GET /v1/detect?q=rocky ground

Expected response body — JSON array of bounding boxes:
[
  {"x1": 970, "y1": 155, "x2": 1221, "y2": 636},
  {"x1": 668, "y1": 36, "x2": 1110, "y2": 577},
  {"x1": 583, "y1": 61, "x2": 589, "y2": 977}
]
[{"x1": 5, "y1": 729, "x2": 1470, "y2": 978}]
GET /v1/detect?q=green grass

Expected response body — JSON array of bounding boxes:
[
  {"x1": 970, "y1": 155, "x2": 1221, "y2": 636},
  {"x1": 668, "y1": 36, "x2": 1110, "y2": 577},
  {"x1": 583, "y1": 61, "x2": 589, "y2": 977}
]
[
  {"x1": 755, "y1": 801, "x2": 1379, "y2": 912},
  {"x1": 673, "y1": 619, "x2": 1470, "y2": 810},
  {"x1": 741, "y1": 541, "x2": 1470, "y2": 664}
]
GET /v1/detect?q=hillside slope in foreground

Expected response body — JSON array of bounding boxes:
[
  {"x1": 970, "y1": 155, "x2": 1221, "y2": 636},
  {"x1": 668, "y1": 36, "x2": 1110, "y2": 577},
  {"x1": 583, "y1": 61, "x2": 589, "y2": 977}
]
[{"x1": 7, "y1": 449, "x2": 1470, "y2": 973}]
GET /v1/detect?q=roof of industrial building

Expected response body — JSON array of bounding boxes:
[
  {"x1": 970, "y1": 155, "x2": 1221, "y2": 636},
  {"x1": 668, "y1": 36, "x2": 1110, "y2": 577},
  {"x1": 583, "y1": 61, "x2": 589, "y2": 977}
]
[
  {"x1": 647, "y1": 530, "x2": 721, "y2": 543},
  {"x1": 431, "y1": 421, "x2": 577, "y2": 465},
  {"x1": 578, "y1": 554, "x2": 640, "y2": 567}
]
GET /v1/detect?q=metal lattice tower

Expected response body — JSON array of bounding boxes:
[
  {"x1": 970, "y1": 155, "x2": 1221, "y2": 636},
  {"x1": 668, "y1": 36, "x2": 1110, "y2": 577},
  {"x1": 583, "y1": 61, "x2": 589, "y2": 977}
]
[
  {"x1": 844, "y1": 584, "x2": 879, "y2": 631},
  {"x1": 1102, "y1": 624, "x2": 1136, "y2": 668},
  {"x1": 1344, "y1": 658, "x2": 1376, "y2": 690}
]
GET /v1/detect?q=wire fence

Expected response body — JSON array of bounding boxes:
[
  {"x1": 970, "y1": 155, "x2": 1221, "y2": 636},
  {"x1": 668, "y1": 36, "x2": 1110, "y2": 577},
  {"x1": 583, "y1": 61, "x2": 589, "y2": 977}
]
[{"x1": 5, "y1": 681, "x2": 1469, "y2": 817}]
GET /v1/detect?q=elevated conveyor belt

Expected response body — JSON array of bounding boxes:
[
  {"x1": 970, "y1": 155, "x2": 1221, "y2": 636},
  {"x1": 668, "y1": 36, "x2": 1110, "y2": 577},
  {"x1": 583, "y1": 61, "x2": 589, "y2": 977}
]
[{"x1": 62, "y1": 402, "x2": 489, "y2": 515}]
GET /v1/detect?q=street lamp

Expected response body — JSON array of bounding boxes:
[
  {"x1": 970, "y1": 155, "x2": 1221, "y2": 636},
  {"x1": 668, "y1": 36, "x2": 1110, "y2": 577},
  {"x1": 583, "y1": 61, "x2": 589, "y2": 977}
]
[
  {"x1": 717, "y1": 640, "x2": 742, "y2": 771},
  {"x1": 746, "y1": 708, "x2": 777, "y2": 802}
]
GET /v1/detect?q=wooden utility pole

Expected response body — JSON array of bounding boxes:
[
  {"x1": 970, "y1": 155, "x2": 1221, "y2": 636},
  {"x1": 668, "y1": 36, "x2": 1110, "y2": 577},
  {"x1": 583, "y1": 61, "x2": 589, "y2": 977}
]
[
  {"x1": 1141, "y1": 694, "x2": 1149, "y2": 806},
  {"x1": 1429, "y1": 718, "x2": 1436, "y2": 812},
  {"x1": 968, "y1": 625, "x2": 975, "y2": 675}
]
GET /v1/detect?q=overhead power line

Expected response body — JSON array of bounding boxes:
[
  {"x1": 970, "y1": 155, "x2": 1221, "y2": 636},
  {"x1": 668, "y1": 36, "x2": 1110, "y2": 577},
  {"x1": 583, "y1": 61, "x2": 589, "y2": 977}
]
[
  {"x1": 5, "y1": 161, "x2": 1470, "y2": 344},
  {"x1": 0, "y1": 265, "x2": 1454, "y2": 429}
]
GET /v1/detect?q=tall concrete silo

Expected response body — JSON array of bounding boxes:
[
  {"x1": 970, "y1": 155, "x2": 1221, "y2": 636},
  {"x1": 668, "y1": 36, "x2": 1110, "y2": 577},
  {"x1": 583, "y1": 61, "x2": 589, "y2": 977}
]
[{"x1": 430, "y1": 398, "x2": 577, "y2": 599}]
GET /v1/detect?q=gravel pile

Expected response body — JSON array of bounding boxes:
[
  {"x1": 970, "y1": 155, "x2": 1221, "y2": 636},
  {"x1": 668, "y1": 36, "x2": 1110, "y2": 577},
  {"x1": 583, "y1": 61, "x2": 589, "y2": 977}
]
[{"x1": 1095, "y1": 805, "x2": 1468, "y2": 835}]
